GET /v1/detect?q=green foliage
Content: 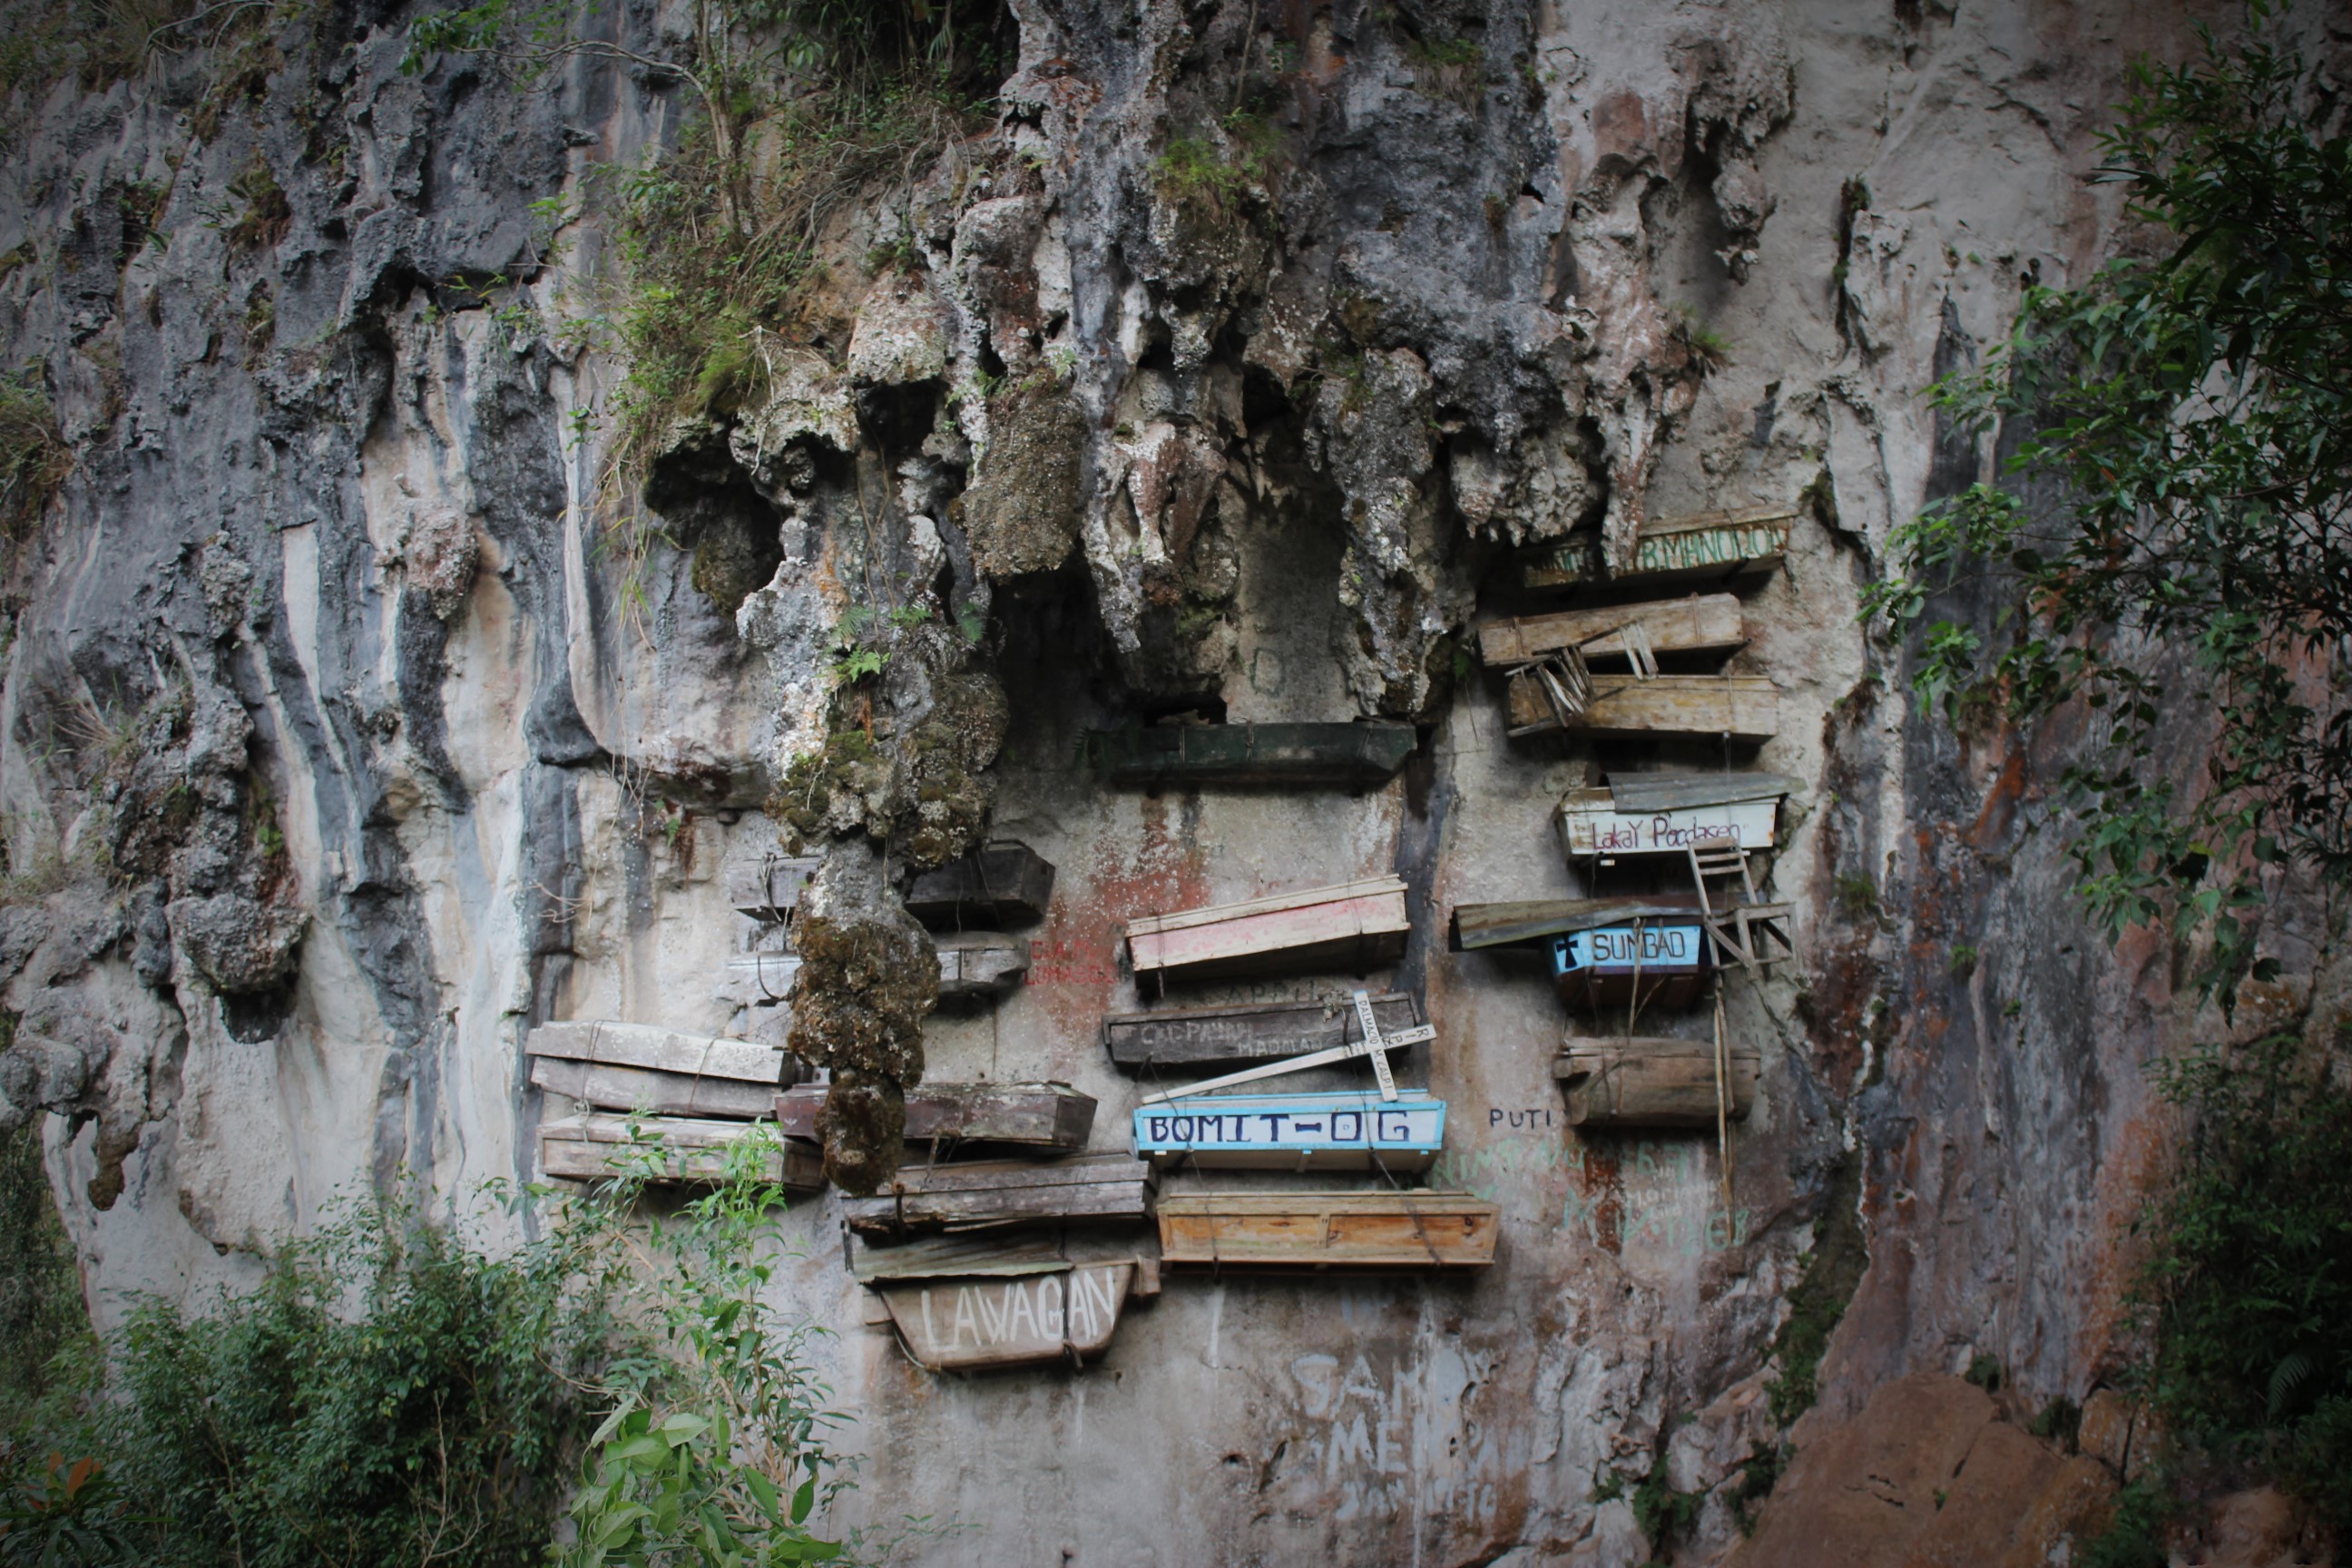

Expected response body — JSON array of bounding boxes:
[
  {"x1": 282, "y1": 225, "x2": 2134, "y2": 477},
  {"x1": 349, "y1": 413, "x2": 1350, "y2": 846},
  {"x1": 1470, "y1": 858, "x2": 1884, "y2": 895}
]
[
  {"x1": 0, "y1": 368, "x2": 68, "y2": 541},
  {"x1": 1862, "y1": 21, "x2": 2352, "y2": 998},
  {"x1": 0, "y1": 1447, "x2": 142, "y2": 1566},
  {"x1": 2074, "y1": 1475, "x2": 2174, "y2": 1568},
  {"x1": 1964, "y1": 1352, "x2": 2003, "y2": 1392},
  {"x1": 2028, "y1": 1396, "x2": 2082, "y2": 1445},
  {"x1": 0, "y1": 1117, "x2": 86, "y2": 1411},
  {"x1": 2136, "y1": 1030, "x2": 2352, "y2": 1534},
  {"x1": 1766, "y1": 1155, "x2": 1868, "y2": 1426},
  {"x1": 1625, "y1": 1446, "x2": 1700, "y2": 1560},
  {"x1": 1727, "y1": 1444, "x2": 1783, "y2": 1536},
  {"x1": 1152, "y1": 135, "x2": 1263, "y2": 218},
  {"x1": 224, "y1": 152, "x2": 289, "y2": 251}
]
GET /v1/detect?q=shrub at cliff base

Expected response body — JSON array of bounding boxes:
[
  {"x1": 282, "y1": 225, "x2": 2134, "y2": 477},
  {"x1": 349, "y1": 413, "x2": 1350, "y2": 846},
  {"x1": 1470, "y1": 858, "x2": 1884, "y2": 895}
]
[{"x1": 0, "y1": 1134, "x2": 856, "y2": 1567}]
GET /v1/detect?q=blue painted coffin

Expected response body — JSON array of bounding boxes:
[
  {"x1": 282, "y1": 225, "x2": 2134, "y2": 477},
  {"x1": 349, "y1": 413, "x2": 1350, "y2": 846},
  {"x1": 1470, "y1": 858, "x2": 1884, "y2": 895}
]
[
  {"x1": 1132, "y1": 1090, "x2": 1446, "y2": 1172},
  {"x1": 1547, "y1": 922, "x2": 1710, "y2": 1009}
]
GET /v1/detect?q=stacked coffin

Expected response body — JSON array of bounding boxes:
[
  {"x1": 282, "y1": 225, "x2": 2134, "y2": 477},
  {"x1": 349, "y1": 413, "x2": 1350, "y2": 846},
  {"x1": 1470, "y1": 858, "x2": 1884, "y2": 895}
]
[
  {"x1": 1109, "y1": 880, "x2": 1497, "y2": 1270},
  {"x1": 528, "y1": 1021, "x2": 820, "y2": 1190}
]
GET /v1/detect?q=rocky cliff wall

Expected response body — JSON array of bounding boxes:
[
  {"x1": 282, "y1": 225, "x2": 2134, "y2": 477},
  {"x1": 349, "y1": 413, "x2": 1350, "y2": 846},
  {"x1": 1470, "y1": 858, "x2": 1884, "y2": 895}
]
[{"x1": 0, "y1": 0, "x2": 2341, "y2": 1562}]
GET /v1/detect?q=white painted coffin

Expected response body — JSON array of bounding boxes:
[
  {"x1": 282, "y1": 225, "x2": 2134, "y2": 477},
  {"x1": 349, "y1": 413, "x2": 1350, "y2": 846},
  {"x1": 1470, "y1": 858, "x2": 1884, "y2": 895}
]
[
  {"x1": 1555, "y1": 779, "x2": 1789, "y2": 858},
  {"x1": 1125, "y1": 877, "x2": 1409, "y2": 981},
  {"x1": 876, "y1": 1261, "x2": 1137, "y2": 1372}
]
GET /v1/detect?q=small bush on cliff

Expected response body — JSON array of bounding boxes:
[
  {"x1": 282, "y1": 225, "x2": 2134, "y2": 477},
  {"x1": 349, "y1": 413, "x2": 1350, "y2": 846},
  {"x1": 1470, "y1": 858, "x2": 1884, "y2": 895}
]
[{"x1": 0, "y1": 368, "x2": 68, "y2": 540}]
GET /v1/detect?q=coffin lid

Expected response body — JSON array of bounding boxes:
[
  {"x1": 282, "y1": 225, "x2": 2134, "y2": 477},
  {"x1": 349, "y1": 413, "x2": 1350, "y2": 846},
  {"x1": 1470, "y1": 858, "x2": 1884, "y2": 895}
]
[
  {"x1": 1126, "y1": 877, "x2": 1406, "y2": 938},
  {"x1": 1452, "y1": 895, "x2": 1705, "y2": 950},
  {"x1": 1597, "y1": 770, "x2": 1804, "y2": 813}
]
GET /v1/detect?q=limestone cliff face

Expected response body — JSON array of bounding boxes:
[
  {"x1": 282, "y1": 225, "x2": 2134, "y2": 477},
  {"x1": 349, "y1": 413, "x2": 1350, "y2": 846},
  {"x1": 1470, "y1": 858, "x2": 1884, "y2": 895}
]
[{"x1": 0, "y1": 0, "x2": 2338, "y2": 1561}]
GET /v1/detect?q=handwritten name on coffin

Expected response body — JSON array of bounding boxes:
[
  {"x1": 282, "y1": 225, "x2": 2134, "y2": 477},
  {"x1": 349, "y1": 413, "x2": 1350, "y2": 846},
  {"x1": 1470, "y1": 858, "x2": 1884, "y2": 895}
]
[
  {"x1": 1559, "y1": 799, "x2": 1780, "y2": 858},
  {"x1": 1554, "y1": 924, "x2": 1706, "y2": 974},
  {"x1": 882, "y1": 1262, "x2": 1134, "y2": 1372},
  {"x1": 1134, "y1": 1101, "x2": 1445, "y2": 1156}
]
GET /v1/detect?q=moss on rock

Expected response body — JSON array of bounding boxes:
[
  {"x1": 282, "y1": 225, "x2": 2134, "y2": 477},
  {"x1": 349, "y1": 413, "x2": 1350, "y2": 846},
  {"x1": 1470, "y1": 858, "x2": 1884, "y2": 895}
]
[{"x1": 952, "y1": 381, "x2": 1088, "y2": 580}]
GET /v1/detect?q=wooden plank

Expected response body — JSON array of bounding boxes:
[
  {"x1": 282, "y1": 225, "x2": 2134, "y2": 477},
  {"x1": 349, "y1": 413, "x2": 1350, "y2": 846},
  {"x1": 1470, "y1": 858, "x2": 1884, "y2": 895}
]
[
  {"x1": 1127, "y1": 878, "x2": 1409, "y2": 981},
  {"x1": 1132, "y1": 1090, "x2": 1445, "y2": 1171},
  {"x1": 877, "y1": 1262, "x2": 1134, "y2": 1372},
  {"x1": 724, "y1": 855, "x2": 821, "y2": 918},
  {"x1": 1451, "y1": 897, "x2": 1704, "y2": 952},
  {"x1": 1555, "y1": 789, "x2": 1781, "y2": 858},
  {"x1": 904, "y1": 841, "x2": 1056, "y2": 927},
  {"x1": 1506, "y1": 673, "x2": 1779, "y2": 740},
  {"x1": 773, "y1": 1082, "x2": 1094, "y2": 1150},
  {"x1": 1549, "y1": 923, "x2": 1710, "y2": 1010},
  {"x1": 1522, "y1": 507, "x2": 1795, "y2": 592},
  {"x1": 840, "y1": 1154, "x2": 1154, "y2": 1237},
  {"x1": 936, "y1": 932, "x2": 1029, "y2": 999},
  {"x1": 1101, "y1": 993, "x2": 1425, "y2": 1071},
  {"x1": 531, "y1": 1057, "x2": 779, "y2": 1120},
  {"x1": 1088, "y1": 722, "x2": 1418, "y2": 787},
  {"x1": 526, "y1": 1021, "x2": 789, "y2": 1086},
  {"x1": 1156, "y1": 1191, "x2": 1498, "y2": 1269},
  {"x1": 538, "y1": 1114, "x2": 822, "y2": 1190},
  {"x1": 850, "y1": 1233, "x2": 1078, "y2": 1284},
  {"x1": 1602, "y1": 771, "x2": 1802, "y2": 815},
  {"x1": 1475, "y1": 593, "x2": 1745, "y2": 667},
  {"x1": 717, "y1": 956, "x2": 803, "y2": 1009},
  {"x1": 1553, "y1": 1039, "x2": 1760, "y2": 1128}
]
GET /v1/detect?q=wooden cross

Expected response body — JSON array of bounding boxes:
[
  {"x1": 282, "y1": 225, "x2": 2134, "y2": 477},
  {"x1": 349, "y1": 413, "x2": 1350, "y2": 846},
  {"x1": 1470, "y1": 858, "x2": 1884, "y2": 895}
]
[{"x1": 1137, "y1": 990, "x2": 1436, "y2": 1105}]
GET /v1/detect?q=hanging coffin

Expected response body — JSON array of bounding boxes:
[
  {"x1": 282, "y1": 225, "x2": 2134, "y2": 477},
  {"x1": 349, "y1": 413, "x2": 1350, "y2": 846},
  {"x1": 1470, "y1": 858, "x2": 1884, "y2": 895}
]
[
  {"x1": 724, "y1": 855, "x2": 821, "y2": 919},
  {"x1": 526, "y1": 1021, "x2": 796, "y2": 1118},
  {"x1": 1522, "y1": 506, "x2": 1794, "y2": 593},
  {"x1": 1100, "y1": 992, "x2": 1426, "y2": 1073},
  {"x1": 1452, "y1": 895, "x2": 1705, "y2": 953},
  {"x1": 1157, "y1": 1191, "x2": 1499, "y2": 1269},
  {"x1": 1506, "y1": 672, "x2": 1779, "y2": 741},
  {"x1": 1549, "y1": 922, "x2": 1711, "y2": 1009},
  {"x1": 1554, "y1": 1038, "x2": 1761, "y2": 1129},
  {"x1": 868, "y1": 1259, "x2": 1141, "y2": 1372},
  {"x1": 538, "y1": 1113, "x2": 822, "y2": 1190},
  {"x1": 1555, "y1": 774, "x2": 1798, "y2": 860},
  {"x1": 1476, "y1": 593, "x2": 1747, "y2": 668},
  {"x1": 838, "y1": 1154, "x2": 1156, "y2": 1238},
  {"x1": 936, "y1": 931, "x2": 1030, "y2": 999},
  {"x1": 904, "y1": 841, "x2": 1056, "y2": 928},
  {"x1": 1125, "y1": 877, "x2": 1409, "y2": 983},
  {"x1": 772, "y1": 1082, "x2": 1094, "y2": 1152},
  {"x1": 1086, "y1": 721, "x2": 1417, "y2": 788},
  {"x1": 1132, "y1": 1089, "x2": 1446, "y2": 1171}
]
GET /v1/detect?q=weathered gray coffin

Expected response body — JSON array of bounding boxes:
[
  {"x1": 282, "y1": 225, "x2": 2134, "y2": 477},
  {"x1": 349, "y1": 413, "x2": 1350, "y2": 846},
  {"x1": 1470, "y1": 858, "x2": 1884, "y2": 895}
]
[
  {"x1": 904, "y1": 841, "x2": 1056, "y2": 927},
  {"x1": 526, "y1": 1022, "x2": 789, "y2": 1084},
  {"x1": 1522, "y1": 506, "x2": 1794, "y2": 592},
  {"x1": 839, "y1": 1154, "x2": 1155, "y2": 1237},
  {"x1": 847, "y1": 1230, "x2": 1163, "y2": 1295},
  {"x1": 1087, "y1": 722, "x2": 1417, "y2": 787},
  {"x1": 724, "y1": 855, "x2": 822, "y2": 918},
  {"x1": 1125, "y1": 877, "x2": 1410, "y2": 981},
  {"x1": 1451, "y1": 897, "x2": 1705, "y2": 952},
  {"x1": 772, "y1": 1082, "x2": 1094, "y2": 1150},
  {"x1": 531, "y1": 1056, "x2": 779, "y2": 1119},
  {"x1": 538, "y1": 1113, "x2": 823, "y2": 1190},
  {"x1": 936, "y1": 932, "x2": 1029, "y2": 999},
  {"x1": 1553, "y1": 1039, "x2": 1760, "y2": 1129},
  {"x1": 1101, "y1": 993, "x2": 1426, "y2": 1071}
]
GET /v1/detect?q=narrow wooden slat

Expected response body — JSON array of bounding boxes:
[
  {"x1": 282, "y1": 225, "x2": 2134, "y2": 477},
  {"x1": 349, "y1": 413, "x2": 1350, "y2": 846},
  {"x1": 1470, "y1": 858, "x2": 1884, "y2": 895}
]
[
  {"x1": 1507, "y1": 673, "x2": 1779, "y2": 740},
  {"x1": 1475, "y1": 593, "x2": 1746, "y2": 667},
  {"x1": 1553, "y1": 1039, "x2": 1761, "y2": 1128},
  {"x1": 1129, "y1": 893, "x2": 1410, "y2": 978},
  {"x1": 1126, "y1": 877, "x2": 1407, "y2": 937},
  {"x1": 772, "y1": 1083, "x2": 1094, "y2": 1149},
  {"x1": 526, "y1": 1021, "x2": 788, "y2": 1086},
  {"x1": 531, "y1": 1057, "x2": 777, "y2": 1120},
  {"x1": 1101, "y1": 993, "x2": 1424, "y2": 1070},
  {"x1": 723, "y1": 856, "x2": 821, "y2": 917},
  {"x1": 1156, "y1": 1191, "x2": 1497, "y2": 1269},
  {"x1": 1601, "y1": 771, "x2": 1802, "y2": 814},
  {"x1": 848, "y1": 1233, "x2": 1075, "y2": 1284}
]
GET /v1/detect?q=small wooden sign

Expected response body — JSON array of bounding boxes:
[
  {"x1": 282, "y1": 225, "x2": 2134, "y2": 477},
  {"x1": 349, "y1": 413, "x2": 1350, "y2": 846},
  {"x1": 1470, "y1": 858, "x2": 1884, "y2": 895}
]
[
  {"x1": 839, "y1": 1153, "x2": 1155, "y2": 1238},
  {"x1": 1554, "y1": 1038, "x2": 1760, "y2": 1128},
  {"x1": 1087, "y1": 721, "x2": 1417, "y2": 788},
  {"x1": 1157, "y1": 1191, "x2": 1499, "y2": 1269},
  {"x1": 1549, "y1": 923, "x2": 1710, "y2": 1009},
  {"x1": 1132, "y1": 1089, "x2": 1446, "y2": 1171},
  {"x1": 1126, "y1": 877, "x2": 1409, "y2": 982},
  {"x1": 538, "y1": 1114, "x2": 822, "y2": 1191},
  {"x1": 1522, "y1": 506, "x2": 1794, "y2": 592},
  {"x1": 1100, "y1": 993, "x2": 1425, "y2": 1072},
  {"x1": 772, "y1": 1082, "x2": 1094, "y2": 1151},
  {"x1": 1556, "y1": 779, "x2": 1789, "y2": 858},
  {"x1": 1476, "y1": 593, "x2": 1746, "y2": 667},
  {"x1": 904, "y1": 841, "x2": 1056, "y2": 927},
  {"x1": 1506, "y1": 672, "x2": 1779, "y2": 740},
  {"x1": 875, "y1": 1261, "x2": 1137, "y2": 1372}
]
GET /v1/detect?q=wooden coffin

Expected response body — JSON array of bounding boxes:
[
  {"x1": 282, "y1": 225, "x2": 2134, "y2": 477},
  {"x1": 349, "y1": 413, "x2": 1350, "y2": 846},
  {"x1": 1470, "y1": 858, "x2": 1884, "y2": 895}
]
[
  {"x1": 1550, "y1": 922, "x2": 1710, "y2": 1009},
  {"x1": 1126, "y1": 877, "x2": 1409, "y2": 982},
  {"x1": 538, "y1": 1114, "x2": 823, "y2": 1190},
  {"x1": 1522, "y1": 506, "x2": 1795, "y2": 592},
  {"x1": 874, "y1": 1261, "x2": 1137, "y2": 1372},
  {"x1": 1476, "y1": 593, "x2": 1746, "y2": 668},
  {"x1": 1555, "y1": 775, "x2": 1792, "y2": 860},
  {"x1": 1553, "y1": 1038, "x2": 1760, "y2": 1128},
  {"x1": 1506, "y1": 672, "x2": 1779, "y2": 741},
  {"x1": 904, "y1": 841, "x2": 1056, "y2": 927},
  {"x1": 725, "y1": 855, "x2": 821, "y2": 918},
  {"x1": 1157, "y1": 1191, "x2": 1499, "y2": 1269},
  {"x1": 1132, "y1": 1089, "x2": 1446, "y2": 1172},
  {"x1": 1101, "y1": 992, "x2": 1425, "y2": 1072},
  {"x1": 531, "y1": 1056, "x2": 778, "y2": 1120},
  {"x1": 772, "y1": 1082, "x2": 1094, "y2": 1151},
  {"x1": 1087, "y1": 721, "x2": 1417, "y2": 787},
  {"x1": 840, "y1": 1153, "x2": 1155, "y2": 1237},
  {"x1": 718, "y1": 955, "x2": 803, "y2": 1008},
  {"x1": 527, "y1": 1022, "x2": 790, "y2": 1085},
  {"x1": 1452, "y1": 896, "x2": 1705, "y2": 952},
  {"x1": 936, "y1": 932, "x2": 1029, "y2": 999}
]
